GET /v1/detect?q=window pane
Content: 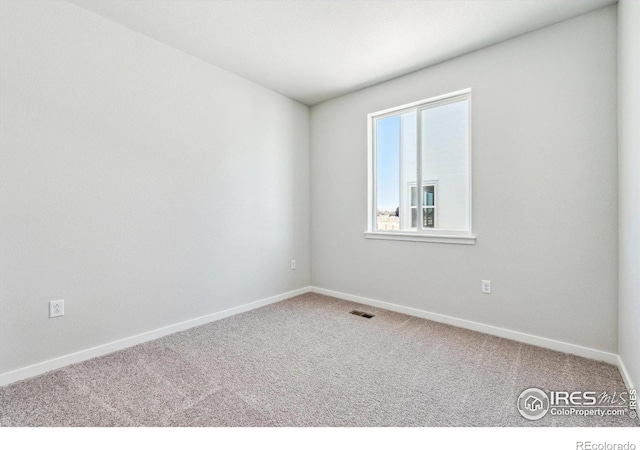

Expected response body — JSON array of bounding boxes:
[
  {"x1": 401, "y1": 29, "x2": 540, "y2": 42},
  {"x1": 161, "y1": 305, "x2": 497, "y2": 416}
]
[
  {"x1": 423, "y1": 207, "x2": 435, "y2": 228},
  {"x1": 423, "y1": 185, "x2": 435, "y2": 206},
  {"x1": 410, "y1": 186, "x2": 417, "y2": 207},
  {"x1": 376, "y1": 111, "x2": 416, "y2": 231},
  {"x1": 421, "y1": 100, "x2": 469, "y2": 231},
  {"x1": 411, "y1": 208, "x2": 417, "y2": 228},
  {"x1": 376, "y1": 116, "x2": 399, "y2": 231}
]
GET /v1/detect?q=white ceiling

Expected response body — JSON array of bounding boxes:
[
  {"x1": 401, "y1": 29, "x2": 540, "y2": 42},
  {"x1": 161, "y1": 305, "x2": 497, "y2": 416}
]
[{"x1": 68, "y1": 0, "x2": 615, "y2": 105}]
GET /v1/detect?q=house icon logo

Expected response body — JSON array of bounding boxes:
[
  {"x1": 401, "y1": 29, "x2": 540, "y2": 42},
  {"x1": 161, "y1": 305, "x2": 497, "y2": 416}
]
[
  {"x1": 517, "y1": 388, "x2": 550, "y2": 420},
  {"x1": 525, "y1": 395, "x2": 543, "y2": 411}
]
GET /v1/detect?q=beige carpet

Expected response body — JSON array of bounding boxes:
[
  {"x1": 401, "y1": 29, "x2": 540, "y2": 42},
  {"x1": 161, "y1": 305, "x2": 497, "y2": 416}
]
[{"x1": 0, "y1": 293, "x2": 637, "y2": 427}]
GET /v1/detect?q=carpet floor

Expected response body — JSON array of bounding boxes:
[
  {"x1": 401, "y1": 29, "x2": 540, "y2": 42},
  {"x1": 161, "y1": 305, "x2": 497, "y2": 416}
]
[{"x1": 0, "y1": 293, "x2": 637, "y2": 427}]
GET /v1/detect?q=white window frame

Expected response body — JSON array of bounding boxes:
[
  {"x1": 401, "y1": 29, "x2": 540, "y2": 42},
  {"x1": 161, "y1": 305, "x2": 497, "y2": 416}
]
[{"x1": 365, "y1": 88, "x2": 475, "y2": 245}]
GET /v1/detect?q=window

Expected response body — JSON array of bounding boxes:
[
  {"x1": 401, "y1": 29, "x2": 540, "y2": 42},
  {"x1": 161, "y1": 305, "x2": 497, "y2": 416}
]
[
  {"x1": 366, "y1": 89, "x2": 475, "y2": 244},
  {"x1": 408, "y1": 182, "x2": 437, "y2": 229}
]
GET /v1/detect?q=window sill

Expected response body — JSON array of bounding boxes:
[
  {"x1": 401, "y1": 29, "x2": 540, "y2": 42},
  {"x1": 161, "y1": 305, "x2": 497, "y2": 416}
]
[{"x1": 364, "y1": 231, "x2": 476, "y2": 245}]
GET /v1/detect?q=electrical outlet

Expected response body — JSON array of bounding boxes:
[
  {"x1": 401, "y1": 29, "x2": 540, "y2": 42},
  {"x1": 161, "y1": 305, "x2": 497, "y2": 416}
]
[
  {"x1": 481, "y1": 280, "x2": 492, "y2": 294},
  {"x1": 49, "y1": 299, "x2": 64, "y2": 318},
  {"x1": 291, "y1": 260, "x2": 296, "y2": 270}
]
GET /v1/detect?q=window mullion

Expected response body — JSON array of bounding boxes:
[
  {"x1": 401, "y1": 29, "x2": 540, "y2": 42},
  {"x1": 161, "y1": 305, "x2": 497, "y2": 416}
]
[
  {"x1": 416, "y1": 108, "x2": 423, "y2": 233},
  {"x1": 398, "y1": 115, "x2": 403, "y2": 230}
]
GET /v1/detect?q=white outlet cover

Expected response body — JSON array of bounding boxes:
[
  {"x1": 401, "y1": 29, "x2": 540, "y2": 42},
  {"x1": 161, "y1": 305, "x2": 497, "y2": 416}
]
[
  {"x1": 291, "y1": 260, "x2": 296, "y2": 270},
  {"x1": 481, "y1": 280, "x2": 492, "y2": 294},
  {"x1": 49, "y1": 299, "x2": 64, "y2": 318}
]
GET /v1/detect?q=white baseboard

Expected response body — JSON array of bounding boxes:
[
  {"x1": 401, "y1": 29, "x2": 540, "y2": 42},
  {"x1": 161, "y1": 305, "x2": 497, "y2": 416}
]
[
  {"x1": 311, "y1": 286, "x2": 620, "y2": 365},
  {"x1": 0, "y1": 286, "x2": 312, "y2": 387},
  {"x1": 617, "y1": 355, "x2": 636, "y2": 392},
  {"x1": 2, "y1": 285, "x2": 627, "y2": 390}
]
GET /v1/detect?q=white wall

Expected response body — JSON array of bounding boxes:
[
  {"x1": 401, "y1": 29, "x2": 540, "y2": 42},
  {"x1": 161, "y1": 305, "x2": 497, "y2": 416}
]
[
  {"x1": 0, "y1": 1, "x2": 310, "y2": 375},
  {"x1": 311, "y1": 7, "x2": 618, "y2": 352},
  {"x1": 618, "y1": 0, "x2": 640, "y2": 390}
]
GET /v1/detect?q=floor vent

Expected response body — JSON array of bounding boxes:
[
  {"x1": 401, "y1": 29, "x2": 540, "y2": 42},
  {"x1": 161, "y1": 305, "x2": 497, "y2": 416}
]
[{"x1": 350, "y1": 310, "x2": 375, "y2": 319}]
